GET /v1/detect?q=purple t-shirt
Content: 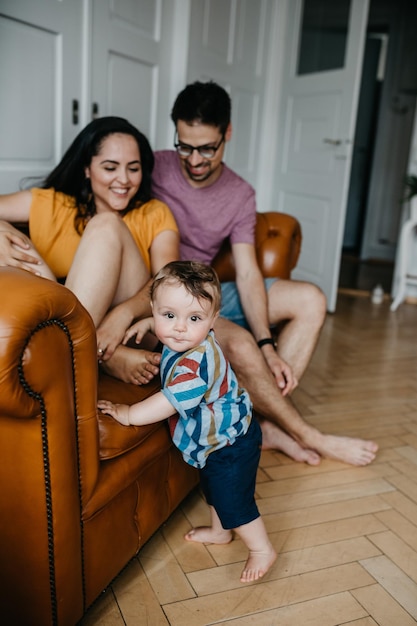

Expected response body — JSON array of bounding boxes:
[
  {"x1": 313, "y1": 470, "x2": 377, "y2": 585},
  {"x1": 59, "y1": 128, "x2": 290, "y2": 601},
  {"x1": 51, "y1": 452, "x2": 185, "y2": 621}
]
[{"x1": 152, "y1": 150, "x2": 257, "y2": 264}]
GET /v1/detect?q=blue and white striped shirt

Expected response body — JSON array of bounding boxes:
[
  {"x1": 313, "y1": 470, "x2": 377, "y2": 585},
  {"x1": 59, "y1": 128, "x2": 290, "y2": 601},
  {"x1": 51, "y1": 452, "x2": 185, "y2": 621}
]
[{"x1": 161, "y1": 330, "x2": 252, "y2": 468}]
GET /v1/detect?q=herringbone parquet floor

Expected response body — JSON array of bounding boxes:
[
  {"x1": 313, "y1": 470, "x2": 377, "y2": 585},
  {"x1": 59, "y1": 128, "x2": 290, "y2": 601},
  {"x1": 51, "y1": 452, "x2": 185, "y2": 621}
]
[{"x1": 81, "y1": 293, "x2": 417, "y2": 625}]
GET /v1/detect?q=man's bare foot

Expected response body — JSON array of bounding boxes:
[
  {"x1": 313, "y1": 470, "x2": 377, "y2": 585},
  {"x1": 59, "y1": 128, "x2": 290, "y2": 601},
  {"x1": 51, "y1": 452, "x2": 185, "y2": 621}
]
[
  {"x1": 100, "y1": 344, "x2": 160, "y2": 384},
  {"x1": 259, "y1": 419, "x2": 321, "y2": 465},
  {"x1": 312, "y1": 433, "x2": 378, "y2": 466},
  {"x1": 184, "y1": 526, "x2": 233, "y2": 544},
  {"x1": 240, "y1": 546, "x2": 277, "y2": 583}
]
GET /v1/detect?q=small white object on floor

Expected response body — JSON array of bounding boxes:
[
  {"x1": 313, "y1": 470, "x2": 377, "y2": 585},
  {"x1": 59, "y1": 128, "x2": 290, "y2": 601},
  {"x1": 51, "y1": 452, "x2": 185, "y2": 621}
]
[{"x1": 371, "y1": 284, "x2": 384, "y2": 304}]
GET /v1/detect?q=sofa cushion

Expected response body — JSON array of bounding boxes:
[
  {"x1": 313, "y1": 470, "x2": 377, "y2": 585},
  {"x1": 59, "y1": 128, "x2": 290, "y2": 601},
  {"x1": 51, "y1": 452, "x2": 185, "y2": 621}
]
[{"x1": 97, "y1": 374, "x2": 167, "y2": 460}]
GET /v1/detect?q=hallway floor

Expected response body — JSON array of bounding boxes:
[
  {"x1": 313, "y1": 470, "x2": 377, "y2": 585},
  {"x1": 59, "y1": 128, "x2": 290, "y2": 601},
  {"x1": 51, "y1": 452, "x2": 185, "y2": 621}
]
[
  {"x1": 338, "y1": 253, "x2": 394, "y2": 295},
  {"x1": 81, "y1": 293, "x2": 417, "y2": 625}
]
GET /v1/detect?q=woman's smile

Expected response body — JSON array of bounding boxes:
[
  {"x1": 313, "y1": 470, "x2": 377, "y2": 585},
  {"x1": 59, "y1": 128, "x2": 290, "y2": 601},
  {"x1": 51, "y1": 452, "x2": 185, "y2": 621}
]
[{"x1": 85, "y1": 133, "x2": 142, "y2": 214}]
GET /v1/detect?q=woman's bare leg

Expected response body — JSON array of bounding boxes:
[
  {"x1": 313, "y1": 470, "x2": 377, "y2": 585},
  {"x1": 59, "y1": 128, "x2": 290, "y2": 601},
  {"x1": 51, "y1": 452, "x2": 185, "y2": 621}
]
[
  {"x1": 10, "y1": 242, "x2": 56, "y2": 280},
  {"x1": 66, "y1": 213, "x2": 160, "y2": 382},
  {"x1": 66, "y1": 212, "x2": 148, "y2": 326}
]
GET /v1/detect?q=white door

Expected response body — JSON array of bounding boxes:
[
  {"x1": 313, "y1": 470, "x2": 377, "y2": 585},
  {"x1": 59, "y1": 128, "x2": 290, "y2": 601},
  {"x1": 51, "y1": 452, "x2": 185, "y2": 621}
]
[
  {"x1": 90, "y1": 0, "x2": 182, "y2": 149},
  {"x1": 274, "y1": 0, "x2": 369, "y2": 311},
  {"x1": 0, "y1": 0, "x2": 83, "y2": 193},
  {"x1": 186, "y1": 0, "x2": 273, "y2": 190}
]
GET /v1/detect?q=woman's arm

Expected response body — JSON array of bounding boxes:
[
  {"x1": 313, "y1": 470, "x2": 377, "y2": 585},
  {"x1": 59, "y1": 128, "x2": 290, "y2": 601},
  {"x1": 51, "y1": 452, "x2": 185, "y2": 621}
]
[{"x1": 0, "y1": 189, "x2": 32, "y2": 222}]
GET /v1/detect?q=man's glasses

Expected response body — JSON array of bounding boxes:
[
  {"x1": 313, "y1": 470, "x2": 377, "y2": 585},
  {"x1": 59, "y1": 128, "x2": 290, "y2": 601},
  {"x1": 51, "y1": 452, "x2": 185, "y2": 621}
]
[{"x1": 174, "y1": 132, "x2": 225, "y2": 159}]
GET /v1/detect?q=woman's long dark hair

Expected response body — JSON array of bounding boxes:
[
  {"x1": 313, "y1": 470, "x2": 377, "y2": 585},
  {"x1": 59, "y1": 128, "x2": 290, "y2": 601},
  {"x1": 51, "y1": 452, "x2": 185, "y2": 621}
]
[{"x1": 42, "y1": 116, "x2": 154, "y2": 233}]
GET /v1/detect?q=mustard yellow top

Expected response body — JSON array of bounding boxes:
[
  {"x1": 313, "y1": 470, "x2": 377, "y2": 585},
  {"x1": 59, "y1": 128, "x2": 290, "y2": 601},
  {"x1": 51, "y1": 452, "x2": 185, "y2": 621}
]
[{"x1": 29, "y1": 188, "x2": 178, "y2": 278}]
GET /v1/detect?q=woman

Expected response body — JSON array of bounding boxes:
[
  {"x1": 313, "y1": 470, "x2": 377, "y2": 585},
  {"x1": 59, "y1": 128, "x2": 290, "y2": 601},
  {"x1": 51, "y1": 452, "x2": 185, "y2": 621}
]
[{"x1": 0, "y1": 116, "x2": 179, "y2": 384}]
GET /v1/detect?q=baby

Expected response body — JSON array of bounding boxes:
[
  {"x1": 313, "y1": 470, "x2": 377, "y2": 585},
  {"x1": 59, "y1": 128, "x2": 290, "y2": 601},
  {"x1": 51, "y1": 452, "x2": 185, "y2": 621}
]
[{"x1": 98, "y1": 260, "x2": 276, "y2": 583}]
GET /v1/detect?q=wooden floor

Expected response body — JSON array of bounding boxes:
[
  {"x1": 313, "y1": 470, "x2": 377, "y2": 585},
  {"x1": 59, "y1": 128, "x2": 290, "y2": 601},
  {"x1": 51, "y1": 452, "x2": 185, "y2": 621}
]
[{"x1": 81, "y1": 293, "x2": 417, "y2": 625}]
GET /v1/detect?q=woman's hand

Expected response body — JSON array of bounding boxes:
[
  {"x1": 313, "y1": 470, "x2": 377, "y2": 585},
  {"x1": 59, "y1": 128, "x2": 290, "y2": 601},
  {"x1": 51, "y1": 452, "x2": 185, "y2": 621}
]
[
  {"x1": 0, "y1": 224, "x2": 56, "y2": 279},
  {"x1": 0, "y1": 191, "x2": 38, "y2": 271},
  {"x1": 0, "y1": 224, "x2": 41, "y2": 271},
  {"x1": 96, "y1": 303, "x2": 136, "y2": 361}
]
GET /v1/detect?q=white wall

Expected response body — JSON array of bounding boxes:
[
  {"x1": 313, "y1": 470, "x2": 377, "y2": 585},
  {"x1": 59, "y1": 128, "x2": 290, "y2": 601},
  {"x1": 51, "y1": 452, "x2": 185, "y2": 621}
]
[{"x1": 0, "y1": 0, "x2": 284, "y2": 213}]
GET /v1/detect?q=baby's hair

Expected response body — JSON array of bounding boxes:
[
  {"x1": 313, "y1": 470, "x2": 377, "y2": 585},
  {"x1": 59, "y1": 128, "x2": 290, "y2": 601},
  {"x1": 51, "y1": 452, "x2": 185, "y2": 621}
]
[{"x1": 151, "y1": 261, "x2": 221, "y2": 312}]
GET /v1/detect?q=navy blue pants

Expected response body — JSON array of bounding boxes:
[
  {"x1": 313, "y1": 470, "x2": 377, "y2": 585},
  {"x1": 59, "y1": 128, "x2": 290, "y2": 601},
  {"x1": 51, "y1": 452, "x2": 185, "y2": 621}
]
[{"x1": 199, "y1": 417, "x2": 262, "y2": 530}]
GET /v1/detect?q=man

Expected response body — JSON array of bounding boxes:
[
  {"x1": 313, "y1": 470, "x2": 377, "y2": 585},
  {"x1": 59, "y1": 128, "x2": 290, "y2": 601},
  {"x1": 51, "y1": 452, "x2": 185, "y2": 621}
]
[{"x1": 150, "y1": 81, "x2": 378, "y2": 466}]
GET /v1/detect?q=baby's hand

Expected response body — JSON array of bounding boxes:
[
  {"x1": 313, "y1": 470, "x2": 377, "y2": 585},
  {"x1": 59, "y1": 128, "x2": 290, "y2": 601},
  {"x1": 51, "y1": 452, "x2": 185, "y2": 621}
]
[
  {"x1": 123, "y1": 317, "x2": 153, "y2": 345},
  {"x1": 98, "y1": 399, "x2": 130, "y2": 426}
]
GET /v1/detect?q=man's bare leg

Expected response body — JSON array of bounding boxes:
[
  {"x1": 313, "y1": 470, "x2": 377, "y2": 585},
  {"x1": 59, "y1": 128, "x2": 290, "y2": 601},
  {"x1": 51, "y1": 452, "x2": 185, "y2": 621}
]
[
  {"x1": 267, "y1": 279, "x2": 327, "y2": 380},
  {"x1": 215, "y1": 318, "x2": 320, "y2": 465},
  {"x1": 215, "y1": 318, "x2": 378, "y2": 466}
]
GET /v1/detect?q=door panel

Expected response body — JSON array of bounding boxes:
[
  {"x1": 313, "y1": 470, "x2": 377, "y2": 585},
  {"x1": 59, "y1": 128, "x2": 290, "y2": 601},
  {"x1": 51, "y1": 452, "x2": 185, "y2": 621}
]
[
  {"x1": 0, "y1": 0, "x2": 83, "y2": 193},
  {"x1": 284, "y1": 92, "x2": 343, "y2": 174},
  {"x1": 187, "y1": 0, "x2": 271, "y2": 188},
  {"x1": 91, "y1": 0, "x2": 164, "y2": 146},
  {"x1": 274, "y1": 0, "x2": 369, "y2": 311}
]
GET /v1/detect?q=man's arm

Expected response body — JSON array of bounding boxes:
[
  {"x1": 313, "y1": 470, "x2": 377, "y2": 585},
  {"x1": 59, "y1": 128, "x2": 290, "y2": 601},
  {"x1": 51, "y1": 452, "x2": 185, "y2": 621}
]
[{"x1": 231, "y1": 242, "x2": 297, "y2": 395}]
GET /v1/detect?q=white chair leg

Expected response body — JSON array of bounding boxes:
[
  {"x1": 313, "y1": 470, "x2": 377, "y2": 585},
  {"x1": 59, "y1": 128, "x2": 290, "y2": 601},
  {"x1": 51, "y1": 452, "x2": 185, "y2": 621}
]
[
  {"x1": 391, "y1": 286, "x2": 405, "y2": 311},
  {"x1": 391, "y1": 220, "x2": 416, "y2": 311}
]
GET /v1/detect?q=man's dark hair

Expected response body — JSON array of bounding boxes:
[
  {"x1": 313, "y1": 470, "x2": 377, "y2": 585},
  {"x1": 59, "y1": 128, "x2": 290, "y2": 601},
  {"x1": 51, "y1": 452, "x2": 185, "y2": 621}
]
[{"x1": 171, "y1": 81, "x2": 231, "y2": 134}]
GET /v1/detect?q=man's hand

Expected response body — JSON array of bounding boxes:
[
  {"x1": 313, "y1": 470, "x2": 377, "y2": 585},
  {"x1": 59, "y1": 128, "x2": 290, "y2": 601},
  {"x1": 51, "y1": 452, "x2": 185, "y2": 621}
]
[{"x1": 261, "y1": 348, "x2": 298, "y2": 396}]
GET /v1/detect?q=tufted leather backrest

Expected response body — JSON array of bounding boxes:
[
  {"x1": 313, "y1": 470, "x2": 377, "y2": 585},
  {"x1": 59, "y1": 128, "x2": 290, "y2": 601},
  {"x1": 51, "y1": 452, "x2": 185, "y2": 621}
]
[{"x1": 212, "y1": 211, "x2": 302, "y2": 281}]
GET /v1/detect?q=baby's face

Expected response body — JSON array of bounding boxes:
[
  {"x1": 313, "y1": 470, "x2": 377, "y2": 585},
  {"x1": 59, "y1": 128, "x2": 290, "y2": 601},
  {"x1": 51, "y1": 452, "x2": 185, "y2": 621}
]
[{"x1": 152, "y1": 282, "x2": 218, "y2": 352}]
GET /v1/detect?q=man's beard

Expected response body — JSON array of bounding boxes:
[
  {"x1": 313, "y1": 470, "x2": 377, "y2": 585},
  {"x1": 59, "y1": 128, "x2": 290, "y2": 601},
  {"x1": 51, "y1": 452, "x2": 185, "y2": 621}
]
[{"x1": 184, "y1": 160, "x2": 213, "y2": 183}]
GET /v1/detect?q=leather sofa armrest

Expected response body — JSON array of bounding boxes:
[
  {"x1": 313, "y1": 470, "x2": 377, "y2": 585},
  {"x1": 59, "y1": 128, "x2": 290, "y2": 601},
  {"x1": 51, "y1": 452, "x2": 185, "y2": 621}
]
[
  {"x1": 0, "y1": 267, "x2": 100, "y2": 621},
  {"x1": 212, "y1": 211, "x2": 302, "y2": 281},
  {"x1": 0, "y1": 267, "x2": 100, "y2": 499}
]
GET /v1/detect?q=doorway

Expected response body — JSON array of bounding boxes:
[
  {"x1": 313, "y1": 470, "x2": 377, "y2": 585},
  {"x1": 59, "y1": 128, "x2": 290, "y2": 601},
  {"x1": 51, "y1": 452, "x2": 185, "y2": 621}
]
[{"x1": 339, "y1": 0, "x2": 417, "y2": 295}]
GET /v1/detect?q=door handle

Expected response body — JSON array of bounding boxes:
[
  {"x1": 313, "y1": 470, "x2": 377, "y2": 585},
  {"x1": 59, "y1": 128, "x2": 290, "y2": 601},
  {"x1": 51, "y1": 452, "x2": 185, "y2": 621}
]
[
  {"x1": 323, "y1": 138, "x2": 342, "y2": 146},
  {"x1": 72, "y1": 99, "x2": 79, "y2": 125}
]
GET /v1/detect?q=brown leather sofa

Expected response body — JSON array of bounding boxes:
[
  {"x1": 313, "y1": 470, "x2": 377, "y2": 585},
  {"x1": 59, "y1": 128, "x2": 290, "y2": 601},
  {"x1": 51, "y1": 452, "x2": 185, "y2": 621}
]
[{"x1": 0, "y1": 212, "x2": 301, "y2": 626}]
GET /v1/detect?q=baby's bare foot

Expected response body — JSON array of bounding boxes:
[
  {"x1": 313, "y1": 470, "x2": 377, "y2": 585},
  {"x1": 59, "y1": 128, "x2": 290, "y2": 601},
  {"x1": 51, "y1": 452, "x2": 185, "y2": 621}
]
[
  {"x1": 184, "y1": 526, "x2": 232, "y2": 545},
  {"x1": 240, "y1": 546, "x2": 277, "y2": 583}
]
